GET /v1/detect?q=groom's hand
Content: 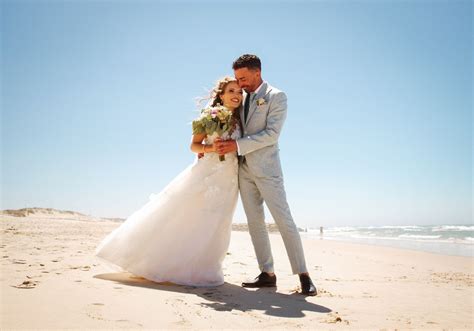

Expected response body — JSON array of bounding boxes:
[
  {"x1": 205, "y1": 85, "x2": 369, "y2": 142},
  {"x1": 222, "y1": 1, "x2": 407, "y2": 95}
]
[{"x1": 215, "y1": 139, "x2": 237, "y2": 155}]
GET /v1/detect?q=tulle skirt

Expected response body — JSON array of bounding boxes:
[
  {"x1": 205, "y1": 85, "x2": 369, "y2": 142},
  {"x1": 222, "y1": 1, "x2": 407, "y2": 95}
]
[{"x1": 95, "y1": 153, "x2": 239, "y2": 286}]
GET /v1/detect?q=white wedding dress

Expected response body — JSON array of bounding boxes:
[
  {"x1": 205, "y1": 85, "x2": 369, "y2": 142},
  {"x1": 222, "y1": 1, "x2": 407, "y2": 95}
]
[{"x1": 95, "y1": 126, "x2": 240, "y2": 287}]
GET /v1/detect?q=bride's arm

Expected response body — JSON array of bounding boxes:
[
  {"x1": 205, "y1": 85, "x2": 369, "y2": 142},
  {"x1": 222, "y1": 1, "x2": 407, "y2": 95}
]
[{"x1": 190, "y1": 133, "x2": 216, "y2": 154}]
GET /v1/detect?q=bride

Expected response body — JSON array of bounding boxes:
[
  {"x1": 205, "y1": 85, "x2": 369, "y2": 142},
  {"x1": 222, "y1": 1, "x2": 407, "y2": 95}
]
[{"x1": 95, "y1": 77, "x2": 243, "y2": 287}]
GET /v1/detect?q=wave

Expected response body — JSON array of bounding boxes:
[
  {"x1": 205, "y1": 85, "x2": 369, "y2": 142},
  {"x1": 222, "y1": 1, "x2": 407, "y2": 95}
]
[
  {"x1": 432, "y1": 225, "x2": 474, "y2": 232},
  {"x1": 379, "y1": 225, "x2": 424, "y2": 230},
  {"x1": 313, "y1": 225, "x2": 428, "y2": 232},
  {"x1": 302, "y1": 226, "x2": 474, "y2": 256},
  {"x1": 309, "y1": 225, "x2": 473, "y2": 233},
  {"x1": 309, "y1": 233, "x2": 474, "y2": 245},
  {"x1": 398, "y1": 234, "x2": 441, "y2": 240},
  {"x1": 322, "y1": 227, "x2": 356, "y2": 232}
]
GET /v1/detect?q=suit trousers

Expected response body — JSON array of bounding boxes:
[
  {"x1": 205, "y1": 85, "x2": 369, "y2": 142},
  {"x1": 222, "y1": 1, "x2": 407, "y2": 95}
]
[{"x1": 238, "y1": 160, "x2": 308, "y2": 275}]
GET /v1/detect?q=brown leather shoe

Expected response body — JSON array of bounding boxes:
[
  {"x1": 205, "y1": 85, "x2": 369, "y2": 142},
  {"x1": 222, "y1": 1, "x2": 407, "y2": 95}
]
[
  {"x1": 242, "y1": 272, "x2": 277, "y2": 288},
  {"x1": 299, "y1": 274, "x2": 317, "y2": 296}
]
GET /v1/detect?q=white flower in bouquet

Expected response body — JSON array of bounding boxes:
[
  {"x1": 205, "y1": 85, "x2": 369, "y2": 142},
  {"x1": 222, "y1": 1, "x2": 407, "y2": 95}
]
[{"x1": 192, "y1": 104, "x2": 234, "y2": 161}]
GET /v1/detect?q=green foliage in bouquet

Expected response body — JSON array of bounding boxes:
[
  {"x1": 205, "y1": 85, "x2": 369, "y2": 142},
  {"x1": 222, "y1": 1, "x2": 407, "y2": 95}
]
[{"x1": 192, "y1": 105, "x2": 233, "y2": 136}]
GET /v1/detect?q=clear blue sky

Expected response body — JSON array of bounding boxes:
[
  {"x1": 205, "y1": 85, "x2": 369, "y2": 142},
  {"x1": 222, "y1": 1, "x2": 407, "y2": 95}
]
[{"x1": 2, "y1": 0, "x2": 472, "y2": 227}]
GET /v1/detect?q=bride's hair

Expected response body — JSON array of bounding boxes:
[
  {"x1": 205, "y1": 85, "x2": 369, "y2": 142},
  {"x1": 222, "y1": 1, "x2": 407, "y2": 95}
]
[
  {"x1": 210, "y1": 76, "x2": 237, "y2": 107},
  {"x1": 195, "y1": 76, "x2": 238, "y2": 108}
]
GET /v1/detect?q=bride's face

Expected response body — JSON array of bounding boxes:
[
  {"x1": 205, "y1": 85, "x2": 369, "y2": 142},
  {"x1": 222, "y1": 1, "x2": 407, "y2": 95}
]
[{"x1": 220, "y1": 81, "x2": 243, "y2": 109}]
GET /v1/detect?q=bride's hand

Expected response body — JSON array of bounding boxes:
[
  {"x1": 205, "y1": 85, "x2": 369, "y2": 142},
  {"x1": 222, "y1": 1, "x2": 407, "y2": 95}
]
[
  {"x1": 215, "y1": 139, "x2": 237, "y2": 155},
  {"x1": 213, "y1": 139, "x2": 226, "y2": 155}
]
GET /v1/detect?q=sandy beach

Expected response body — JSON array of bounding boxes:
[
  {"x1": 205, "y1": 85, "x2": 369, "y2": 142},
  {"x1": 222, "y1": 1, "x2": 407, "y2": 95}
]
[{"x1": 1, "y1": 209, "x2": 473, "y2": 329}]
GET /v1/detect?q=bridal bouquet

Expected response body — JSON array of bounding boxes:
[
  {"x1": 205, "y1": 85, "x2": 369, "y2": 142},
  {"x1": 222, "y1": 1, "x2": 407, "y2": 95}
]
[{"x1": 192, "y1": 105, "x2": 233, "y2": 161}]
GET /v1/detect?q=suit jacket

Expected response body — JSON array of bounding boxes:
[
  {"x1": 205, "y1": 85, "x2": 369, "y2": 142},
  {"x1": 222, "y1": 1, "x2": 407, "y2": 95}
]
[{"x1": 237, "y1": 81, "x2": 287, "y2": 177}]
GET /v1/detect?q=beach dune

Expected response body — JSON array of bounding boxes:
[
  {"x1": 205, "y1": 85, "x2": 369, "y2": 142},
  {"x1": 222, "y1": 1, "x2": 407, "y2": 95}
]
[{"x1": 1, "y1": 209, "x2": 472, "y2": 329}]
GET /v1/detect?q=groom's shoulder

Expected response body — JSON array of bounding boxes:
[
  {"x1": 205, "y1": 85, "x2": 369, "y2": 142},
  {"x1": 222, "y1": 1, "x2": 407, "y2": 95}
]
[{"x1": 266, "y1": 83, "x2": 286, "y2": 98}]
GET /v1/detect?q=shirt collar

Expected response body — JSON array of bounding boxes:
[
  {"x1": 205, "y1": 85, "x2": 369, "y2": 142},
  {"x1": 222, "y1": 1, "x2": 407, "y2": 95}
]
[{"x1": 252, "y1": 81, "x2": 265, "y2": 95}]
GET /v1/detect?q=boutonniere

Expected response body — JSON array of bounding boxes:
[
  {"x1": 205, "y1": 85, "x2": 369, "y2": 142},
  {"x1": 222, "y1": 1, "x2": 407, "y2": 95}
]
[{"x1": 256, "y1": 98, "x2": 266, "y2": 106}]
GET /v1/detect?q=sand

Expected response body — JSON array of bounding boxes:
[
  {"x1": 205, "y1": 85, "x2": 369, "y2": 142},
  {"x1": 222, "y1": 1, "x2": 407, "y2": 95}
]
[{"x1": 1, "y1": 211, "x2": 473, "y2": 329}]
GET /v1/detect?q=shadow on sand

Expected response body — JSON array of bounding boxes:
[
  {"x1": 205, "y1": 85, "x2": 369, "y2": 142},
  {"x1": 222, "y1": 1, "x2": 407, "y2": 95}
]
[{"x1": 94, "y1": 272, "x2": 331, "y2": 318}]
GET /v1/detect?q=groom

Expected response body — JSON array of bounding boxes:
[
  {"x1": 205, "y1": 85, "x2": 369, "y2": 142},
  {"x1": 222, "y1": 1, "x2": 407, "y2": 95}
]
[{"x1": 215, "y1": 54, "x2": 317, "y2": 296}]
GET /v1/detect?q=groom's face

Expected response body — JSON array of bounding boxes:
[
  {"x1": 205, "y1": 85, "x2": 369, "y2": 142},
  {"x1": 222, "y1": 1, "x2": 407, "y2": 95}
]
[{"x1": 234, "y1": 67, "x2": 261, "y2": 93}]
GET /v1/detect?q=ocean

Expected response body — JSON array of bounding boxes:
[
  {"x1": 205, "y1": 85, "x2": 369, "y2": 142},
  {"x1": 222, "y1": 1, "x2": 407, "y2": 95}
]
[{"x1": 301, "y1": 225, "x2": 473, "y2": 257}]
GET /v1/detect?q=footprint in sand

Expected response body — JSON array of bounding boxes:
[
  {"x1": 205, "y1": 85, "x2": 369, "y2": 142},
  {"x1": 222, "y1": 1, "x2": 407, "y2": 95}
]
[
  {"x1": 12, "y1": 280, "x2": 39, "y2": 289},
  {"x1": 12, "y1": 259, "x2": 27, "y2": 265},
  {"x1": 316, "y1": 288, "x2": 336, "y2": 297},
  {"x1": 85, "y1": 303, "x2": 106, "y2": 321},
  {"x1": 324, "y1": 312, "x2": 349, "y2": 325}
]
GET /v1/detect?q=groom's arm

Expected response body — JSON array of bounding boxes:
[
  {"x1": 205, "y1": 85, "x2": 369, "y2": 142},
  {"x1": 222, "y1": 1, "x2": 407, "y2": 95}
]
[{"x1": 236, "y1": 92, "x2": 287, "y2": 156}]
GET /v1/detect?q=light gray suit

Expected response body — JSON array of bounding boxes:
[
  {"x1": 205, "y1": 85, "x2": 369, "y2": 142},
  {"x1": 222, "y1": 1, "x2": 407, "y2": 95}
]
[{"x1": 237, "y1": 81, "x2": 308, "y2": 275}]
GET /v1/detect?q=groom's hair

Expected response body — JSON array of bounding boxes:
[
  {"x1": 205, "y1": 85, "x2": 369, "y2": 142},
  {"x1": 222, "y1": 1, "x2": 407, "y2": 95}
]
[{"x1": 232, "y1": 54, "x2": 261, "y2": 71}]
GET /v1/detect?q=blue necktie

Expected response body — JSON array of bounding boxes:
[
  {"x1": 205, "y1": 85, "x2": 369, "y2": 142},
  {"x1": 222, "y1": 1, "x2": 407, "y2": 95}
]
[{"x1": 244, "y1": 93, "x2": 252, "y2": 123}]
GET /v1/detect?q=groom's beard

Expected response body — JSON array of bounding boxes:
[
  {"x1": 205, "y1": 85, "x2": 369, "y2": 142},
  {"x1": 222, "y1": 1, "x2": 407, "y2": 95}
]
[{"x1": 243, "y1": 83, "x2": 258, "y2": 93}]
